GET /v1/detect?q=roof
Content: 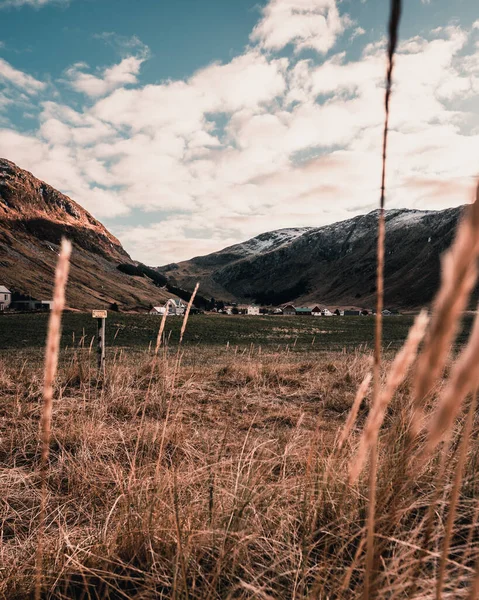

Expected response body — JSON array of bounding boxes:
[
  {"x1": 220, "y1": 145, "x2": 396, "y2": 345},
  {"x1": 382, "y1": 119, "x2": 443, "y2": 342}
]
[
  {"x1": 295, "y1": 307, "x2": 312, "y2": 313},
  {"x1": 169, "y1": 298, "x2": 186, "y2": 307},
  {"x1": 0, "y1": 286, "x2": 11, "y2": 294}
]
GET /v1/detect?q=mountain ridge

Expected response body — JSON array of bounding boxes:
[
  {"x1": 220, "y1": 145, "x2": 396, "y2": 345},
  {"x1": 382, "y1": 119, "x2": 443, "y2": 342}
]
[
  {"x1": 158, "y1": 205, "x2": 463, "y2": 308},
  {"x1": 0, "y1": 157, "x2": 466, "y2": 310},
  {"x1": 0, "y1": 158, "x2": 173, "y2": 310}
]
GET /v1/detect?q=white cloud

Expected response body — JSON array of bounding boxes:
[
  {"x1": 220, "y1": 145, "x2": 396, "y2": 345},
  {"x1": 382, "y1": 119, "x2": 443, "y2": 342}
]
[
  {"x1": 0, "y1": 0, "x2": 68, "y2": 7},
  {"x1": 250, "y1": 0, "x2": 352, "y2": 54},
  {"x1": 66, "y1": 56, "x2": 145, "y2": 98},
  {"x1": 92, "y1": 51, "x2": 287, "y2": 135},
  {"x1": 0, "y1": 57, "x2": 45, "y2": 92},
  {"x1": 351, "y1": 26, "x2": 366, "y2": 41},
  {"x1": 1, "y1": 2, "x2": 479, "y2": 265}
]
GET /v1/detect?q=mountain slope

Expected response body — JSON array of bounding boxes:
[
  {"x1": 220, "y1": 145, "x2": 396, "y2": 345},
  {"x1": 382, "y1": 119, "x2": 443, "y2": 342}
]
[
  {"x1": 158, "y1": 208, "x2": 463, "y2": 308},
  {"x1": 0, "y1": 158, "x2": 172, "y2": 310}
]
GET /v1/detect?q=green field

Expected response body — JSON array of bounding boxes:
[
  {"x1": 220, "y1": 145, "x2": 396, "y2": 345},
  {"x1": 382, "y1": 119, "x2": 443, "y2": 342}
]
[{"x1": 0, "y1": 312, "x2": 474, "y2": 353}]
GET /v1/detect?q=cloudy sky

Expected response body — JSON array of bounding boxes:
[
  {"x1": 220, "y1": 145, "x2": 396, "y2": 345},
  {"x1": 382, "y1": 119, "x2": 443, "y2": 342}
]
[{"x1": 0, "y1": 0, "x2": 478, "y2": 265}]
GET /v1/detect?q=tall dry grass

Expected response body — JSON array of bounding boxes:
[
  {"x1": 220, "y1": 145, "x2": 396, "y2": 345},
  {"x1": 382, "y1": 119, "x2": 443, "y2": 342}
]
[
  {"x1": 35, "y1": 238, "x2": 72, "y2": 600},
  {"x1": 366, "y1": 0, "x2": 402, "y2": 595},
  {"x1": 2, "y1": 329, "x2": 479, "y2": 598}
]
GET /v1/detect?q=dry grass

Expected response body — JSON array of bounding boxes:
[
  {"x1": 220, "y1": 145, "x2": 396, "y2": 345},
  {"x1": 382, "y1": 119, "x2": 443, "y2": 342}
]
[
  {"x1": 1, "y1": 342, "x2": 479, "y2": 599},
  {"x1": 36, "y1": 238, "x2": 71, "y2": 600}
]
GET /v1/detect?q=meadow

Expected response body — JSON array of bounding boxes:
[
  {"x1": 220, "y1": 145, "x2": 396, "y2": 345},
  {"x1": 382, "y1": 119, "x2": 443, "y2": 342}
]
[
  {"x1": 1, "y1": 311, "x2": 473, "y2": 353},
  {"x1": 2, "y1": 302, "x2": 479, "y2": 598}
]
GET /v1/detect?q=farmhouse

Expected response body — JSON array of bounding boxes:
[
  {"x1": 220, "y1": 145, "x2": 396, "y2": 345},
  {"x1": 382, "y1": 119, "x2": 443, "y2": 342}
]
[
  {"x1": 311, "y1": 306, "x2": 322, "y2": 316},
  {"x1": 247, "y1": 305, "x2": 260, "y2": 316},
  {"x1": 9, "y1": 293, "x2": 52, "y2": 311},
  {"x1": 0, "y1": 286, "x2": 11, "y2": 311},
  {"x1": 295, "y1": 307, "x2": 312, "y2": 316},
  {"x1": 283, "y1": 304, "x2": 296, "y2": 316},
  {"x1": 170, "y1": 298, "x2": 187, "y2": 315},
  {"x1": 150, "y1": 298, "x2": 187, "y2": 316}
]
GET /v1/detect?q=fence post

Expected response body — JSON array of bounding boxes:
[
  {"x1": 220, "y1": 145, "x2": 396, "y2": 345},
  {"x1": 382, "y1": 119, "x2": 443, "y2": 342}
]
[{"x1": 92, "y1": 310, "x2": 107, "y2": 374}]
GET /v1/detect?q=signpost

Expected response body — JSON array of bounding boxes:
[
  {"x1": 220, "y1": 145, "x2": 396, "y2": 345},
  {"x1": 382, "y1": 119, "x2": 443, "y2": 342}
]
[{"x1": 92, "y1": 310, "x2": 107, "y2": 373}]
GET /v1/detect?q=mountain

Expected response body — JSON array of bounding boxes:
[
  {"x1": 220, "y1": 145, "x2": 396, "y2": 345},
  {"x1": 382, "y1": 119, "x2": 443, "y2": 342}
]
[
  {"x1": 0, "y1": 158, "x2": 173, "y2": 310},
  {"x1": 1, "y1": 157, "x2": 465, "y2": 311},
  {"x1": 158, "y1": 207, "x2": 463, "y2": 308}
]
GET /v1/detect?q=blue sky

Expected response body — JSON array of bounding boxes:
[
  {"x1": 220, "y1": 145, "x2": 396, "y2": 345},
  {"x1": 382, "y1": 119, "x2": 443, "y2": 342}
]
[{"x1": 0, "y1": 0, "x2": 478, "y2": 264}]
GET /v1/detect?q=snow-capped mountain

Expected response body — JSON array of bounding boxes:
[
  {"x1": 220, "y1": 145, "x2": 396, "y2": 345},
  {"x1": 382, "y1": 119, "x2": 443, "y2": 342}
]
[{"x1": 158, "y1": 206, "x2": 464, "y2": 308}]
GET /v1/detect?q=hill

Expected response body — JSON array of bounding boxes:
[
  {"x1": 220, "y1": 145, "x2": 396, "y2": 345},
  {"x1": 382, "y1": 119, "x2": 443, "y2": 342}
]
[
  {"x1": 0, "y1": 158, "x2": 173, "y2": 310},
  {"x1": 158, "y1": 207, "x2": 463, "y2": 308}
]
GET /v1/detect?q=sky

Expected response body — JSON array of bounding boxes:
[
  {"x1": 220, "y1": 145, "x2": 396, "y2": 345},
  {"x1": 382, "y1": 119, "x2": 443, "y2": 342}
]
[{"x1": 0, "y1": 0, "x2": 478, "y2": 265}]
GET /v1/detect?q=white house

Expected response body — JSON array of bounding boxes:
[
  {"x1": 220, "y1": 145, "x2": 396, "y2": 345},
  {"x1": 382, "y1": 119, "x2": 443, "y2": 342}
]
[
  {"x1": 41, "y1": 300, "x2": 54, "y2": 311},
  {"x1": 150, "y1": 298, "x2": 187, "y2": 316},
  {"x1": 247, "y1": 305, "x2": 260, "y2": 315},
  {"x1": 0, "y1": 286, "x2": 11, "y2": 311}
]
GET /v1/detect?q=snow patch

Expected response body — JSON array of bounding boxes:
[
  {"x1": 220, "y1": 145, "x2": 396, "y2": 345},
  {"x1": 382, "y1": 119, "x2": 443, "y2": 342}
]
[{"x1": 234, "y1": 228, "x2": 313, "y2": 256}]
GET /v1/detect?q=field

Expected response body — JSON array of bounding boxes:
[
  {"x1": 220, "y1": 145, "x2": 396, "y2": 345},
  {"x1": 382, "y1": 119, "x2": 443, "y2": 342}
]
[
  {"x1": 2, "y1": 307, "x2": 479, "y2": 598},
  {"x1": 1, "y1": 312, "x2": 474, "y2": 354}
]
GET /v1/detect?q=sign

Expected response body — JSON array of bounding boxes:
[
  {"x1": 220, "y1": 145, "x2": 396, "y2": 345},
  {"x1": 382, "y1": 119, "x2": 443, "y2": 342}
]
[{"x1": 92, "y1": 310, "x2": 108, "y2": 319}]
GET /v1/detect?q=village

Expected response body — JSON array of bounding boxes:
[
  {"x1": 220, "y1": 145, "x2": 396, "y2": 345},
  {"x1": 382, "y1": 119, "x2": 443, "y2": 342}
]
[
  {"x1": 0, "y1": 285, "x2": 401, "y2": 317},
  {"x1": 133, "y1": 299, "x2": 400, "y2": 317}
]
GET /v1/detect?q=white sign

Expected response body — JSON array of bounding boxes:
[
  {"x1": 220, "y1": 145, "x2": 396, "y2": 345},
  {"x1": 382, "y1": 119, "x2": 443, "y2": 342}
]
[{"x1": 92, "y1": 310, "x2": 108, "y2": 319}]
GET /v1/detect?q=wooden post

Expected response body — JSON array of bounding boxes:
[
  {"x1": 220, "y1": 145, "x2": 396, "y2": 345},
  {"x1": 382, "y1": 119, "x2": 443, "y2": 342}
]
[{"x1": 92, "y1": 310, "x2": 107, "y2": 373}]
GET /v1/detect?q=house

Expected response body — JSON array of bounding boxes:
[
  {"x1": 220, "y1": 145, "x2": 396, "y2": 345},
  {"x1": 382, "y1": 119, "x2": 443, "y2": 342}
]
[
  {"x1": 344, "y1": 310, "x2": 361, "y2": 316},
  {"x1": 283, "y1": 304, "x2": 296, "y2": 316},
  {"x1": 247, "y1": 305, "x2": 260, "y2": 316},
  {"x1": 322, "y1": 308, "x2": 333, "y2": 316},
  {"x1": 334, "y1": 309, "x2": 345, "y2": 316},
  {"x1": 150, "y1": 298, "x2": 187, "y2": 316},
  {"x1": 170, "y1": 298, "x2": 187, "y2": 315},
  {"x1": 0, "y1": 286, "x2": 11, "y2": 311},
  {"x1": 10, "y1": 298, "x2": 51, "y2": 311},
  {"x1": 311, "y1": 306, "x2": 322, "y2": 316},
  {"x1": 295, "y1": 307, "x2": 312, "y2": 316},
  {"x1": 382, "y1": 309, "x2": 392, "y2": 316},
  {"x1": 272, "y1": 307, "x2": 283, "y2": 315}
]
